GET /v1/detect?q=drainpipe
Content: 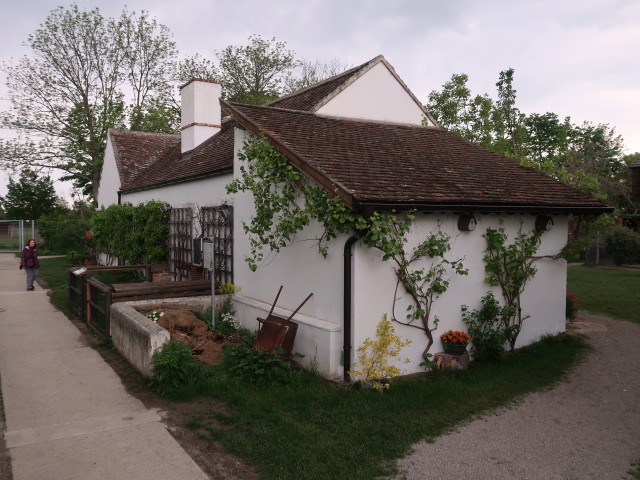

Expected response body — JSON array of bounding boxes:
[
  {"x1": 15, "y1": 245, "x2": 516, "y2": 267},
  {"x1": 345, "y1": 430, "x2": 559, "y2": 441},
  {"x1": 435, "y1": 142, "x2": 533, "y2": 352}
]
[{"x1": 343, "y1": 234, "x2": 359, "y2": 382}]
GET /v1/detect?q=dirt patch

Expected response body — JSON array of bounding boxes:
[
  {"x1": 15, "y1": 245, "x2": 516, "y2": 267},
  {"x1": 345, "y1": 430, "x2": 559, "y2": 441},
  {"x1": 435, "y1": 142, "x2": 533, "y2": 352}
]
[
  {"x1": 153, "y1": 308, "x2": 225, "y2": 365},
  {"x1": 0, "y1": 374, "x2": 11, "y2": 480},
  {"x1": 138, "y1": 307, "x2": 242, "y2": 366}
]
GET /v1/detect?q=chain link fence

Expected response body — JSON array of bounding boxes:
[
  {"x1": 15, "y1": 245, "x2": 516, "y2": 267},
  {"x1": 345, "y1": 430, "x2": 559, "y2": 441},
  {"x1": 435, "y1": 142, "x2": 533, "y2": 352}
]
[{"x1": 0, "y1": 220, "x2": 37, "y2": 252}]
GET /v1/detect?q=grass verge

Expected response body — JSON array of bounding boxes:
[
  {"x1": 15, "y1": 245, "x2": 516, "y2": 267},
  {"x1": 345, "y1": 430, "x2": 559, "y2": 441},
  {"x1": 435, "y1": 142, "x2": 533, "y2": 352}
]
[
  {"x1": 567, "y1": 265, "x2": 640, "y2": 324},
  {"x1": 37, "y1": 256, "x2": 77, "y2": 318},
  {"x1": 185, "y1": 334, "x2": 589, "y2": 480}
]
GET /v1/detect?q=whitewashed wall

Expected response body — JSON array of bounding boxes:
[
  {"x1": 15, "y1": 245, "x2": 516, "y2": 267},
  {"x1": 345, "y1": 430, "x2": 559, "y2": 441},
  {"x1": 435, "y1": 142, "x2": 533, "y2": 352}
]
[
  {"x1": 119, "y1": 174, "x2": 231, "y2": 208},
  {"x1": 96, "y1": 137, "x2": 121, "y2": 207},
  {"x1": 231, "y1": 128, "x2": 570, "y2": 379},
  {"x1": 317, "y1": 61, "x2": 431, "y2": 126},
  {"x1": 351, "y1": 213, "x2": 569, "y2": 377},
  {"x1": 231, "y1": 128, "x2": 347, "y2": 377}
]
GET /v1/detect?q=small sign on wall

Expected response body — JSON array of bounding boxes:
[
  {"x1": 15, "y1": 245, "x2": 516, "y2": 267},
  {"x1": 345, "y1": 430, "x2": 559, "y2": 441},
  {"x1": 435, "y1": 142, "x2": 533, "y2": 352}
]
[{"x1": 203, "y1": 239, "x2": 215, "y2": 271}]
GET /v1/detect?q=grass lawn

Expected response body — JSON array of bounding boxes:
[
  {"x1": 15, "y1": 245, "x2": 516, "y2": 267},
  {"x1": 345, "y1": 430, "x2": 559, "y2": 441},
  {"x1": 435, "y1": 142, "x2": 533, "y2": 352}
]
[
  {"x1": 39, "y1": 256, "x2": 591, "y2": 479},
  {"x1": 186, "y1": 334, "x2": 588, "y2": 480},
  {"x1": 567, "y1": 265, "x2": 640, "y2": 324}
]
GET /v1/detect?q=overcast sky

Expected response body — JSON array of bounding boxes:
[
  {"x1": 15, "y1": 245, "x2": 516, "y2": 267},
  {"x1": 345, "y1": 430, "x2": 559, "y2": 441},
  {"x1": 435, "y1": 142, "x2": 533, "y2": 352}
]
[{"x1": 1, "y1": 0, "x2": 639, "y2": 199}]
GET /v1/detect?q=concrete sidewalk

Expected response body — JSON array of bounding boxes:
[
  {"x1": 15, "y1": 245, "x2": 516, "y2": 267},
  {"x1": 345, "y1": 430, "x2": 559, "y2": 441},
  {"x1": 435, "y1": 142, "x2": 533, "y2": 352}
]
[{"x1": 0, "y1": 253, "x2": 209, "y2": 480}]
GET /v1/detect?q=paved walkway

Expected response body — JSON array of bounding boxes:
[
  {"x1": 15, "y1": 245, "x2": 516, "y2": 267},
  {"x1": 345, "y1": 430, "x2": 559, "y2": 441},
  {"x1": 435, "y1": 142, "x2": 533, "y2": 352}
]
[
  {"x1": 0, "y1": 253, "x2": 208, "y2": 480},
  {"x1": 396, "y1": 313, "x2": 640, "y2": 479}
]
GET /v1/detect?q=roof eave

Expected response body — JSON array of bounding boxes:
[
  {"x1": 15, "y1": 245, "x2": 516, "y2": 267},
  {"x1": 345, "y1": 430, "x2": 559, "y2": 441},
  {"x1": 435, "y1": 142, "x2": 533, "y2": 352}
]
[
  {"x1": 120, "y1": 167, "x2": 233, "y2": 194},
  {"x1": 356, "y1": 201, "x2": 614, "y2": 216}
]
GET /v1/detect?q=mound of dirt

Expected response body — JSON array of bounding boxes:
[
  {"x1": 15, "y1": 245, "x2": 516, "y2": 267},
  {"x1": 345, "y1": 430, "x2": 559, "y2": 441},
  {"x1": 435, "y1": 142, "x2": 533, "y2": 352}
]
[{"x1": 147, "y1": 308, "x2": 228, "y2": 365}]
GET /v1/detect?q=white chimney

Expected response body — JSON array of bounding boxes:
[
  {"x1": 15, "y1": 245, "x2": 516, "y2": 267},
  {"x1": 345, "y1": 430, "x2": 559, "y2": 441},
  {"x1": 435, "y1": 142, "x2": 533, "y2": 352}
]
[{"x1": 180, "y1": 79, "x2": 222, "y2": 153}]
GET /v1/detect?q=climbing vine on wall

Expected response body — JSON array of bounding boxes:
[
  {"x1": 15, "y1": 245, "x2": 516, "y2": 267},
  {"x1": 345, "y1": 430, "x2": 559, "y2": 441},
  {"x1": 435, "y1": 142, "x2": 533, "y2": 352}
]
[
  {"x1": 226, "y1": 138, "x2": 367, "y2": 270},
  {"x1": 483, "y1": 226, "x2": 543, "y2": 351},
  {"x1": 226, "y1": 138, "x2": 467, "y2": 357}
]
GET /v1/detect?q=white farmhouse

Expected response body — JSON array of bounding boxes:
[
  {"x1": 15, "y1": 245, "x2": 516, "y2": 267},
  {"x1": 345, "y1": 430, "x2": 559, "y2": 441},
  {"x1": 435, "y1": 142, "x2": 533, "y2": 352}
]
[{"x1": 98, "y1": 56, "x2": 610, "y2": 379}]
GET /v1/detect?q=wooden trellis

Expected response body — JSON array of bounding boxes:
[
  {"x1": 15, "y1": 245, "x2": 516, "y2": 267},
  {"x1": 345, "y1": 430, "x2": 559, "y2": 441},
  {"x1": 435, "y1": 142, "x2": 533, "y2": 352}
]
[
  {"x1": 169, "y1": 207, "x2": 193, "y2": 281},
  {"x1": 201, "y1": 205, "x2": 234, "y2": 286}
]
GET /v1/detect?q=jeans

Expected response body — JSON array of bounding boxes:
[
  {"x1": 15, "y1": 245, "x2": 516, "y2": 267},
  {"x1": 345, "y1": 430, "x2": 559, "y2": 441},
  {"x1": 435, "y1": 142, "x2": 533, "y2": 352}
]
[{"x1": 25, "y1": 267, "x2": 38, "y2": 290}]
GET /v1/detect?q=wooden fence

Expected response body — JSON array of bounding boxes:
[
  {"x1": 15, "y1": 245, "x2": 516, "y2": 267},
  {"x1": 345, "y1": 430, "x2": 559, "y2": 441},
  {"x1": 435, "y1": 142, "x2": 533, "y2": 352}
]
[{"x1": 69, "y1": 265, "x2": 211, "y2": 335}]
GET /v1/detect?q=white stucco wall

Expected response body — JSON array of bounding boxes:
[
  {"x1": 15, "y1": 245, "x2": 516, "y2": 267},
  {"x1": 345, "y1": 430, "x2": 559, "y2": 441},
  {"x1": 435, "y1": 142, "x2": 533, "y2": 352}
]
[
  {"x1": 317, "y1": 62, "x2": 431, "y2": 126},
  {"x1": 97, "y1": 137, "x2": 121, "y2": 207},
  {"x1": 231, "y1": 128, "x2": 347, "y2": 377},
  {"x1": 231, "y1": 127, "x2": 570, "y2": 379},
  {"x1": 350, "y1": 213, "x2": 569, "y2": 377},
  {"x1": 119, "y1": 174, "x2": 232, "y2": 208}
]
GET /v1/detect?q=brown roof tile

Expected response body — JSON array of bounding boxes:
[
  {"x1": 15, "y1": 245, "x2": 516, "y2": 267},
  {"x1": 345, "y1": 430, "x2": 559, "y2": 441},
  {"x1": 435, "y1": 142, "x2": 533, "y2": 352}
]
[
  {"x1": 113, "y1": 59, "x2": 381, "y2": 192},
  {"x1": 121, "y1": 121, "x2": 235, "y2": 191},
  {"x1": 108, "y1": 129, "x2": 179, "y2": 189},
  {"x1": 223, "y1": 102, "x2": 611, "y2": 214}
]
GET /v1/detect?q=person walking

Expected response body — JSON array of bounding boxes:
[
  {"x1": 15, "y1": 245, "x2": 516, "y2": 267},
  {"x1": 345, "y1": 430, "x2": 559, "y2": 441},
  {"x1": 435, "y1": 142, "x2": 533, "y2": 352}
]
[{"x1": 19, "y1": 239, "x2": 40, "y2": 291}]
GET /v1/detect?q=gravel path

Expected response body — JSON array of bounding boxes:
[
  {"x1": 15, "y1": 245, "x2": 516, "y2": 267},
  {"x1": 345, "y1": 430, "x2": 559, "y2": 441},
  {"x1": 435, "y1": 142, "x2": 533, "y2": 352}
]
[{"x1": 395, "y1": 313, "x2": 640, "y2": 480}]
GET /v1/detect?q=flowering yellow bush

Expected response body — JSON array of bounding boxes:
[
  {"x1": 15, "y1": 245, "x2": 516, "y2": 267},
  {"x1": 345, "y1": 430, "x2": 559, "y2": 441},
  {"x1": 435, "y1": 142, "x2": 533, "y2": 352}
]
[
  {"x1": 440, "y1": 330, "x2": 472, "y2": 344},
  {"x1": 218, "y1": 283, "x2": 240, "y2": 294},
  {"x1": 348, "y1": 315, "x2": 412, "y2": 391}
]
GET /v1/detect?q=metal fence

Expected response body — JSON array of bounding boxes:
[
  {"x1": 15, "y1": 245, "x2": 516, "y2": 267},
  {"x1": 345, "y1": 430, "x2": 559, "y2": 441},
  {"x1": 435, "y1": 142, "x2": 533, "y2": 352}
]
[{"x1": 0, "y1": 220, "x2": 37, "y2": 252}]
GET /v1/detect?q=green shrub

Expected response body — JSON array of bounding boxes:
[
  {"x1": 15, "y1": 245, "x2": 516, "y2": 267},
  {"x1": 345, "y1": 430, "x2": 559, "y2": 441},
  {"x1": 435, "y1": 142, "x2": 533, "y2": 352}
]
[
  {"x1": 150, "y1": 341, "x2": 210, "y2": 399},
  {"x1": 605, "y1": 226, "x2": 640, "y2": 266},
  {"x1": 216, "y1": 313, "x2": 240, "y2": 337},
  {"x1": 91, "y1": 201, "x2": 170, "y2": 264},
  {"x1": 461, "y1": 292, "x2": 515, "y2": 362},
  {"x1": 214, "y1": 294, "x2": 239, "y2": 336},
  {"x1": 222, "y1": 344, "x2": 293, "y2": 383}
]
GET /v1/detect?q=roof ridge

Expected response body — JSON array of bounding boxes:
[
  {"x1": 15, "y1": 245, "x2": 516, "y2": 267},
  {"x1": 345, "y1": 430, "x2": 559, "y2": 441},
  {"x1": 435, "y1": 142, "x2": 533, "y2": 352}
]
[
  {"x1": 108, "y1": 128, "x2": 179, "y2": 138},
  {"x1": 229, "y1": 101, "x2": 437, "y2": 130}
]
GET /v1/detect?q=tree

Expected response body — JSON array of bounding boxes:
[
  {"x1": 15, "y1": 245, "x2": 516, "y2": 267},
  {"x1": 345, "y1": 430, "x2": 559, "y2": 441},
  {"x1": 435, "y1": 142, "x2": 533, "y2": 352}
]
[
  {"x1": 37, "y1": 199, "x2": 93, "y2": 253},
  {"x1": 0, "y1": 5, "x2": 178, "y2": 198},
  {"x1": 493, "y1": 68, "x2": 526, "y2": 157},
  {"x1": 285, "y1": 58, "x2": 352, "y2": 92},
  {"x1": 0, "y1": 168, "x2": 58, "y2": 220},
  {"x1": 214, "y1": 35, "x2": 299, "y2": 104}
]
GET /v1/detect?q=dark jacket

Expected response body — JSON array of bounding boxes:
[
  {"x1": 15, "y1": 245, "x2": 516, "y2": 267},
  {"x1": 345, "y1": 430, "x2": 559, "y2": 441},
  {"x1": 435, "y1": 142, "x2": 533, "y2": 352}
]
[{"x1": 20, "y1": 246, "x2": 40, "y2": 269}]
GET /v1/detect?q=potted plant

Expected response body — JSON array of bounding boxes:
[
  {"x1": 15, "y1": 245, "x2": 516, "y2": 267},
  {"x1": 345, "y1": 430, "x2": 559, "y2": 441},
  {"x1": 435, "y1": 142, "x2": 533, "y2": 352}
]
[{"x1": 440, "y1": 330, "x2": 472, "y2": 355}]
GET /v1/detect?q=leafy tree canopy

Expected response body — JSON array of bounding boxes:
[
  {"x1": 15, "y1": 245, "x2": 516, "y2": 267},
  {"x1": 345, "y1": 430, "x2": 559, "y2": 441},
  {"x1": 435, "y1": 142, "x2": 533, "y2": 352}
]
[
  {"x1": 214, "y1": 35, "x2": 298, "y2": 105},
  {"x1": 0, "y1": 168, "x2": 58, "y2": 220},
  {"x1": 0, "y1": 7, "x2": 348, "y2": 201},
  {"x1": 0, "y1": 5, "x2": 178, "y2": 199}
]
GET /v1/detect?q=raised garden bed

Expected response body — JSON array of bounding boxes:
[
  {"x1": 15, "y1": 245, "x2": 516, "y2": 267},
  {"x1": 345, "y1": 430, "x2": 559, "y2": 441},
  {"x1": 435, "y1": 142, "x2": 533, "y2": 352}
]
[
  {"x1": 110, "y1": 295, "x2": 231, "y2": 377},
  {"x1": 135, "y1": 305, "x2": 243, "y2": 365}
]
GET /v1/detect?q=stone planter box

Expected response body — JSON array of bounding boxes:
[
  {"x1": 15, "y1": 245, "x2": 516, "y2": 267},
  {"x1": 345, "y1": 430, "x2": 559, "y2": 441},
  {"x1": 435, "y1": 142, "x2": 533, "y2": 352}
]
[{"x1": 110, "y1": 295, "x2": 224, "y2": 378}]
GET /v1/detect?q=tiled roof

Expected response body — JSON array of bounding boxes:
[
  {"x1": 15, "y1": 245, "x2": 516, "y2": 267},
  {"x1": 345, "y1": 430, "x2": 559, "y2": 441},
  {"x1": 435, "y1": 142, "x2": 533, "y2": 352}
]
[
  {"x1": 121, "y1": 120, "x2": 235, "y2": 191},
  {"x1": 223, "y1": 102, "x2": 611, "y2": 214},
  {"x1": 114, "y1": 59, "x2": 385, "y2": 192},
  {"x1": 108, "y1": 129, "x2": 180, "y2": 189}
]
